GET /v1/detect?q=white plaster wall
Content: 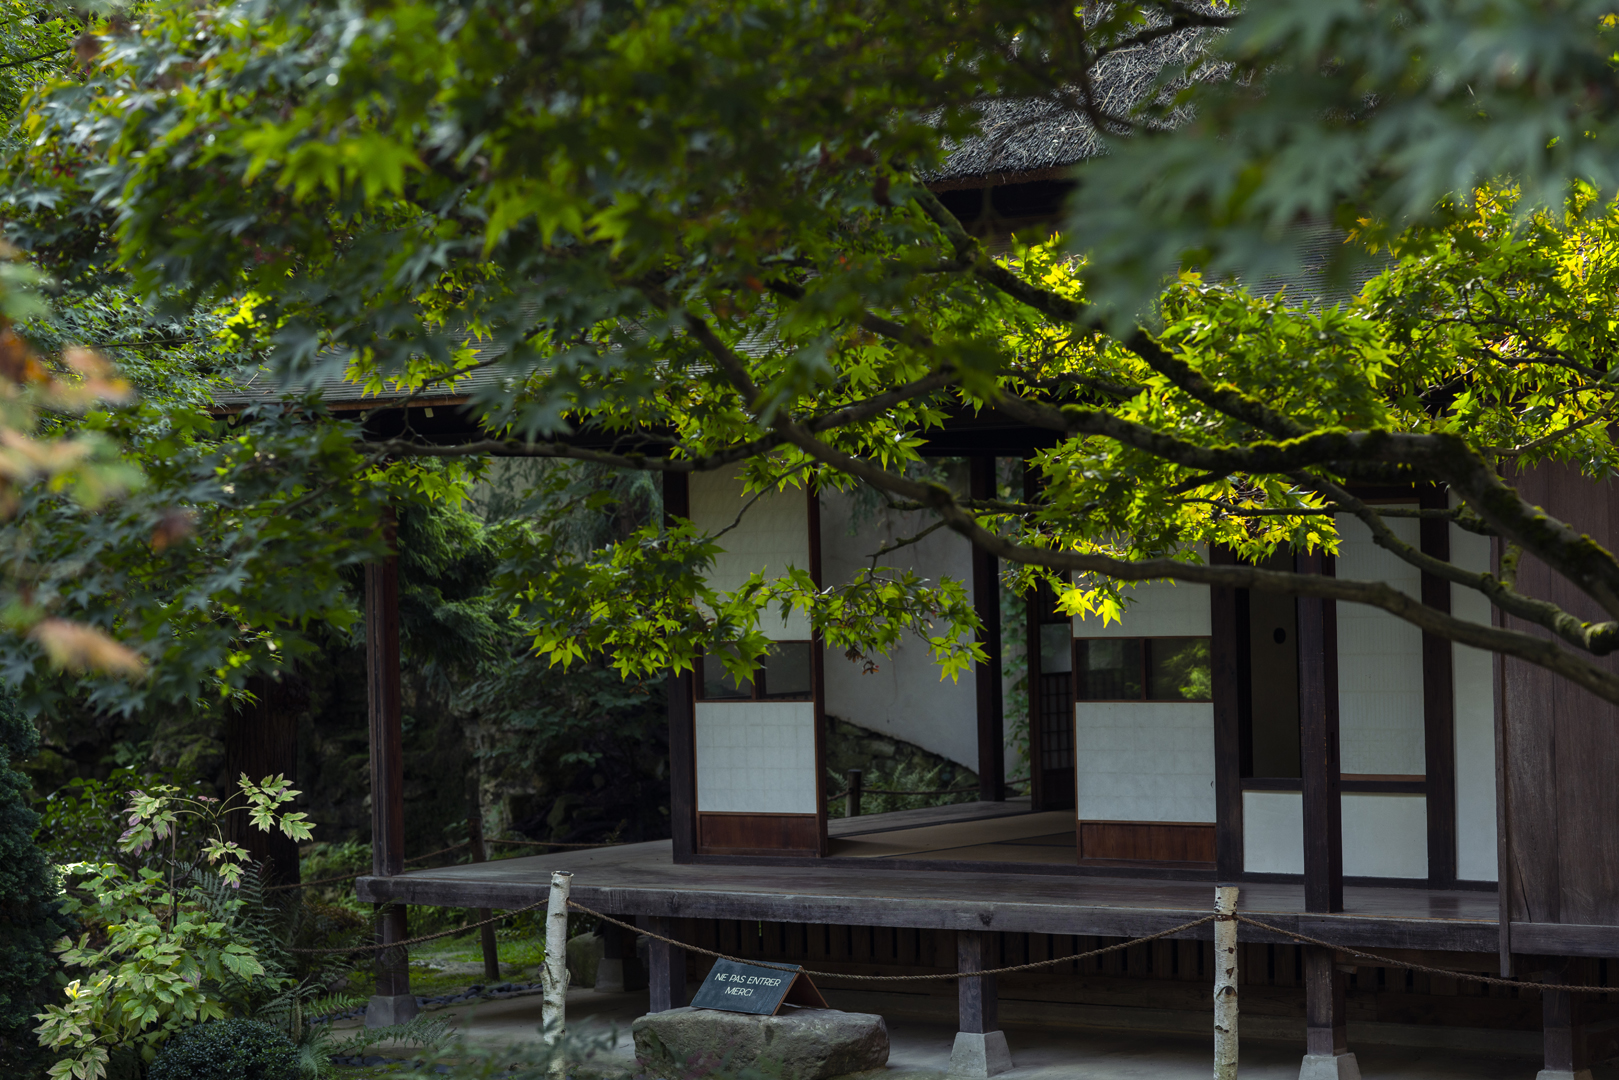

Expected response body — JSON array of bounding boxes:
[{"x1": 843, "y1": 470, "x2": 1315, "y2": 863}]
[
  {"x1": 1335, "y1": 514, "x2": 1426, "y2": 775},
  {"x1": 694, "y1": 701, "x2": 818, "y2": 813},
  {"x1": 1072, "y1": 577, "x2": 1212, "y2": 638},
  {"x1": 1343, "y1": 793, "x2": 1428, "y2": 878},
  {"x1": 1242, "y1": 791, "x2": 1429, "y2": 878},
  {"x1": 1243, "y1": 790, "x2": 1304, "y2": 874},
  {"x1": 818, "y1": 486, "x2": 981, "y2": 770},
  {"x1": 1450, "y1": 520, "x2": 1499, "y2": 881},
  {"x1": 1073, "y1": 702, "x2": 1216, "y2": 822},
  {"x1": 688, "y1": 468, "x2": 812, "y2": 640}
]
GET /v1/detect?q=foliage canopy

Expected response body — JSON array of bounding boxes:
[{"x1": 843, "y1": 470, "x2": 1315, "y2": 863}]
[{"x1": 9, "y1": 0, "x2": 1619, "y2": 708}]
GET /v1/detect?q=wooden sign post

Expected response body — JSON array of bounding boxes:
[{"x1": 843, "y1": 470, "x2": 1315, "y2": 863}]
[{"x1": 690, "y1": 958, "x2": 827, "y2": 1016}]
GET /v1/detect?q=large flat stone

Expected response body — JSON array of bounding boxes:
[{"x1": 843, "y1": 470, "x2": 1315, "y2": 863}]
[{"x1": 632, "y1": 1006, "x2": 888, "y2": 1080}]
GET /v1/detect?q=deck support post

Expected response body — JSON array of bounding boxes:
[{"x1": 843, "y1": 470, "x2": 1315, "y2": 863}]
[
  {"x1": 468, "y1": 808, "x2": 500, "y2": 982},
  {"x1": 596, "y1": 922, "x2": 625, "y2": 993},
  {"x1": 639, "y1": 915, "x2": 687, "y2": 1012},
  {"x1": 950, "y1": 930, "x2": 1011, "y2": 1078},
  {"x1": 1299, "y1": 947, "x2": 1358, "y2": 1080},
  {"x1": 1538, "y1": 985, "x2": 1592, "y2": 1080},
  {"x1": 365, "y1": 511, "x2": 417, "y2": 1028},
  {"x1": 596, "y1": 920, "x2": 646, "y2": 993}
]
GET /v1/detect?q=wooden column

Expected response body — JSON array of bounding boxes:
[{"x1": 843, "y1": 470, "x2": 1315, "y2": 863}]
[
  {"x1": 957, "y1": 930, "x2": 999, "y2": 1034},
  {"x1": 1296, "y1": 551, "x2": 1343, "y2": 914},
  {"x1": 1302, "y1": 947, "x2": 1348, "y2": 1057},
  {"x1": 1419, "y1": 490, "x2": 1457, "y2": 887},
  {"x1": 1492, "y1": 534, "x2": 1513, "y2": 975},
  {"x1": 1209, "y1": 546, "x2": 1244, "y2": 880},
  {"x1": 366, "y1": 517, "x2": 405, "y2": 879},
  {"x1": 1022, "y1": 461, "x2": 1046, "y2": 810},
  {"x1": 1542, "y1": 986, "x2": 1590, "y2": 1078},
  {"x1": 663, "y1": 473, "x2": 698, "y2": 862},
  {"x1": 639, "y1": 914, "x2": 687, "y2": 1012},
  {"x1": 365, "y1": 509, "x2": 416, "y2": 1024},
  {"x1": 809, "y1": 483, "x2": 829, "y2": 856},
  {"x1": 970, "y1": 457, "x2": 1004, "y2": 802},
  {"x1": 951, "y1": 930, "x2": 1012, "y2": 1076},
  {"x1": 1296, "y1": 551, "x2": 1350, "y2": 1076},
  {"x1": 468, "y1": 808, "x2": 500, "y2": 982},
  {"x1": 373, "y1": 906, "x2": 412, "y2": 1000}
]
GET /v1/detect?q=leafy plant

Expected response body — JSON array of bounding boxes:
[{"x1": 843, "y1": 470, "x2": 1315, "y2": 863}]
[
  {"x1": 145, "y1": 1019, "x2": 298, "y2": 1080},
  {"x1": 33, "y1": 776, "x2": 313, "y2": 1080},
  {"x1": 0, "y1": 693, "x2": 73, "y2": 1076},
  {"x1": 34, "y1": 769, "x2": 211, "y2": 870}
]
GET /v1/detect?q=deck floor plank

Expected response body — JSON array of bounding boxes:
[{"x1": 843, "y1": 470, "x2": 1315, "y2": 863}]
[{"x1": 353, "y1": 801, "x2": 1618, "y2": 957}]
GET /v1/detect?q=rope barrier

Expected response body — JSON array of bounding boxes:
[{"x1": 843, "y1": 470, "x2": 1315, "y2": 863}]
[
  {"x1": 563, "y1": 902, "x2": 1615, "y2": 994},
  {"x1": 828, "y1": 783, "x2": 1030, "y2": 801},
  {"x1": 487, "y1": 839, "x2": 627, "y2": 849},
  {"x1": 273, "y1": 895, "x2": 1615, "y2": 997},
  {"x1": 859, "y1": 787, "x2": 979, "y2": 797},
  {"x1": 265, "y1": 839, "x2": 625, "y2": 892},
  {"x1": 567, "y1": 901, "x2": 1219, "y2": 982},
  {"x1": 1233, "y1": 915, "x2": 1611, "y2": 995},
  {"x1": 266, "y1": 842, "x2": 472, "y2": 892},
  {"x1": 285, "y1": 898, "x2": 549, "y2": 955}
]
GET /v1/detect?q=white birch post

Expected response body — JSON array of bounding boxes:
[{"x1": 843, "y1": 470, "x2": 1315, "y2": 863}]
[
  {"x1": 1213, "y1": 885, "x2": 1239, "y2": 1080},
  {"x1": 543, "y1": 871, "x2": 574, "y2": 1080}
]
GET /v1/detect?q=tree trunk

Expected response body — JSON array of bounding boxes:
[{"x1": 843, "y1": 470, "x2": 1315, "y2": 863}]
[{"x1": 223, "y1": 671, "x2": 307, "y2": 888}]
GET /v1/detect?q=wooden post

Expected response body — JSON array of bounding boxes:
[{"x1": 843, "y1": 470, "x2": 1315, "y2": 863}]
[
  {"x1": 949, "y1": 930, "x2": 1012, "y2": 1077},
  {"x1": 1492, "y1": 533, "x2": 1514, "y2": 978},
  {"x1": 1300, "y1": 947, "x2": 1359, "y2": 1079},
  {"x1": 664, "y1": 473, "x2": 698, "y2": 862},
  {"x1": 1209, "y1": 547, "x2": 1244, "y2": 879},
  {"x1": 969, "y1": 456, "x2": 1005, "y2": 803},
  {"x1": 364, "y1": 512, "x2": 417, "y2": 1028},
  {"x1": 1296, "y1": 550, "x2": 1358, "y2": 1079},
  {"x1": 468, "y1": 808, "x2": 500, "y2": 982},
  {"x1": 542, "y1": 871, "x2": 573, "y2": 1079},
  {"x1": 846, "y1": 769, "x2": 863, "y2": 818},
  {"x1": 595, "y1": 922, "x2": 637, "y2": 994},
  {"x1": 1022, "y1": 460, "x2": 1047, "y2": 812},
  {"x1": 1296, "y1": 551, "x2": 1343, "y2": 914},
  {"x1": 1418, "y1": 491, "x2": 1458, "y2": 887},
  {"x1": 1213, "y1": 885, "x2": 1238, "y2": 1080},
  {"x1": 368, "y1": 904, "x2": 414, "y2": 1027},
  {"x1": 639, "y1": 914, "x2": 687, "y2": 1012},
  {"x1": 1540, "y1": 985, "x2": 1592, "y2": 1080}
]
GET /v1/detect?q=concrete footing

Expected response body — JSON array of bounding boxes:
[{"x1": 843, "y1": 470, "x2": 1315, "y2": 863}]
[
  {"x1": 1535, "y1": 1071, "x2": 1594, "y2": 1080},
  {"x1": 949, "y1": 1030, "x2": 1012, "y2": 1077},
  {"x1": 365, "y1": 993, "x2": 420, "y2": 1028},
  {"x1": 1300, "y1": 1052, "x2": 1361, "y2": 1080}
]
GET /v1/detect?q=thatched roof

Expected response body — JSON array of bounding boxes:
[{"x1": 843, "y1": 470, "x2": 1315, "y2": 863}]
[{"x1": 927, "y1": 18, "x2": 1216, "y2": 188}]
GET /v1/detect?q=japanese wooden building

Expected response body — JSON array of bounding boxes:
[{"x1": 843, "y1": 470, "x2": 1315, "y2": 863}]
[{"x1": 222, "y1": 31, "x2": 1619, "y2": 1080}]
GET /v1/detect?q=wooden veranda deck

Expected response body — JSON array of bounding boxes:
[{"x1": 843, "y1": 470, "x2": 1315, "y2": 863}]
[{"x1": 352, "y1": 801, "x2": 1594, "y2": 957}]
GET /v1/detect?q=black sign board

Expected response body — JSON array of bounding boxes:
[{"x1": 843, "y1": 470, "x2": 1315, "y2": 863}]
[{"x1": 689, "y1": 958, "x2": 828, "y2": 1016}]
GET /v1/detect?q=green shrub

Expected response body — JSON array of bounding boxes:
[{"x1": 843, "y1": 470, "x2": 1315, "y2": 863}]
[
  {"x1": 0, "y1": 695, "x2": 72, "y2": 1075},
  {"x1": 147, "y1": 1020, "x2": 298, "y2": 1080}
]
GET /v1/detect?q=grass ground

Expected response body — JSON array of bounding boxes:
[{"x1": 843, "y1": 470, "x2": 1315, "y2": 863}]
[{"x1": 342, "y1": 929, "x2": 547, "y2": 998}]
